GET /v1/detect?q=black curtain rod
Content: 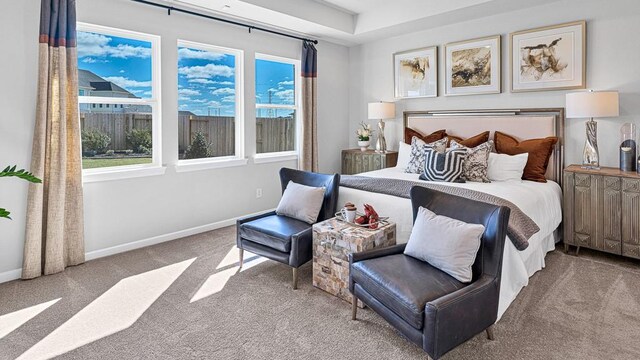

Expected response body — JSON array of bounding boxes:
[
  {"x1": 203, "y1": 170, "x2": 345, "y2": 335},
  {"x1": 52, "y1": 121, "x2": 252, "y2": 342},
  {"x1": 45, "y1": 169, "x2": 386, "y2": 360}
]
[{"x1": 130, "y1": 0, "x2": 319, "y2": 44}]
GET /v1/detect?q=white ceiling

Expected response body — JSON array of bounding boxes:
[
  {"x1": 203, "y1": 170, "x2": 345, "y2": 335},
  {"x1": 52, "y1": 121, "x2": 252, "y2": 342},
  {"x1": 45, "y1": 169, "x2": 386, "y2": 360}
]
[{"x1": 165, "y1": 0, "x2": 564, "y2": 46}]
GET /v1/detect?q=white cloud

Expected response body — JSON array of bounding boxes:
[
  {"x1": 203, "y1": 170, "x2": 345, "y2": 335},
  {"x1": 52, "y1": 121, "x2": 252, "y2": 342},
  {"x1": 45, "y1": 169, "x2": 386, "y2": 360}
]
[
  {"x1": 78, "y1": 32, "x2": 151, "y2": 59},
  {"x1": 214, "y1": 81, "x2": 234, "y2": 86},
  {"x1": 187, "y1": 78, "x2": 214, "y2": 84},
  {"x1": 278, "y1": 80, "x2": 294, "y2": 86},
  {"x1": 82, "y1": 57, "x2": 97, "y2": 63},
  {"x1": 275, "y1": 89, "x2": 294, "y2": 102},
  {"x1": 211, "y1": 87, "x2": 235, "y2": 96},
  {"x1": 207, "y1": 101, "x2": 222, "y2": 107},
  {"x1": 221, "y1": 96, "x2": 235, "y2": 103},
  {"x1": 119, "y1": 70, "x2": 125, "y2": 74},
  {"x1": 190, "y1": 99, "x2": 208, "y2": 103},
  {"x1": 178, "y1": 48, "x2": 225, "y2": 61},
  {"x1": 179, "y1": 88, "x2": 201, "y2": 96},
  {"x1": 178, "y1": 64, "x2": 234, "y2": 79},
  {"x1": 104, "y1": 76, "x2": 151, "y2": 88}
]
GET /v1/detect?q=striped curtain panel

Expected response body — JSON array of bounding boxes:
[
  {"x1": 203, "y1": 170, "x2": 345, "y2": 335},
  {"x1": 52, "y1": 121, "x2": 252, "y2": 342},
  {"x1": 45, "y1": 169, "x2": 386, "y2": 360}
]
[
  {"x1": 300, "y1": 41, "x2": 319, "y2": 172},
  {"x1": 23, "y1": 0, "x2": 85, "y2": 279}
]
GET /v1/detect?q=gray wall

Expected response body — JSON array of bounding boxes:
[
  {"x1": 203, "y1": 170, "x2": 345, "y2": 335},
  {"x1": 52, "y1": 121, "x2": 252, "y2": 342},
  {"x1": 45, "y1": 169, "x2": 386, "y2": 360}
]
[
  {"x1": 0, "y1": 0, "x2": 349, "y2": 277},
  {"x1": 349, "y1": 0, "x2": 640, "y2": 168}
]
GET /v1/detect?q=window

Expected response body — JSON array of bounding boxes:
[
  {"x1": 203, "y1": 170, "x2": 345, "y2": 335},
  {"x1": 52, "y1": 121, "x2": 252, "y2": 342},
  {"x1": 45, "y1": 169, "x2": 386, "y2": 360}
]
[
  {"x1": 255, "y1": 54, "x2": 300, "y2": 156},
  {"x1": 77, "y1": 23, "x2": 161, "y2": 178},
  {"x1": 177, "y1": 40, "x2": 244, "y2": 165}
]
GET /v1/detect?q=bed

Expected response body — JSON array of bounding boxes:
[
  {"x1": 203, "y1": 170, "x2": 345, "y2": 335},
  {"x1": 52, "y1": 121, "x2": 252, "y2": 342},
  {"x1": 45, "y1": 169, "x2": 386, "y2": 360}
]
[{"x1": 338, "y1": 109, "x2": 565, "y2": 320}]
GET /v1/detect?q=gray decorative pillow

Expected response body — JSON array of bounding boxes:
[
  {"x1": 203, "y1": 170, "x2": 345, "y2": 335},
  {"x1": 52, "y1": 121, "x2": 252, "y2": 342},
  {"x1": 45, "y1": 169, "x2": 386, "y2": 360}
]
[
  {"x1": 276, "y1": 181, "x2": 326, "y2": 224},
  {"x1": 419, "y1": 147, "x2": 467, "y2": 183},
  {"x1": 450, "y1": 140, "x2": 493, "y2": 183},
  {"x1": 404, "y1": 207, "x2": 485, "y2": 283},
  {"x1": 405, "y1": 137, "x2": 448, "y2": 174}
]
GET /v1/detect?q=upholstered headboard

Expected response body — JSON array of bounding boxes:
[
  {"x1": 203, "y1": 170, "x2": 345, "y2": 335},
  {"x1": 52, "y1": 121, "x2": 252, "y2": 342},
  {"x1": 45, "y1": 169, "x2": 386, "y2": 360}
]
[{"x1": 403, "y1": 109, "x2": 564, "y2": 184}]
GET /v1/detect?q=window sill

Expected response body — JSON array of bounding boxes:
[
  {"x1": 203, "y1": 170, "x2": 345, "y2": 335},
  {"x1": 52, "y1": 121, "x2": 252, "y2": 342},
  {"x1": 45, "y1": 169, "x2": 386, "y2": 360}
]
[
  {"x1": 253, "y1": 152, "x2": 298, "y2": 164},
  {"x1": 175, "y1": 158, "x2": 248, "y2": 173},
  {"x1": 83, "y1": 166, "x2": 167, "y2": 183}
]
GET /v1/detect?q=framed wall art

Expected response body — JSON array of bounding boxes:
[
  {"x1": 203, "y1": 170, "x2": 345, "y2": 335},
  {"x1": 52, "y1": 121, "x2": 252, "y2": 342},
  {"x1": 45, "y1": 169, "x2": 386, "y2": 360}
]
[
  {"x1": 510, "y1": 21, "x2": 586, "y2": 92},
  {"x1": 393, "y1": 46, "x2": 438, "y2": 99},
  {"x1": 444, "y1": 35, "x2": 501, "y2": 96}
]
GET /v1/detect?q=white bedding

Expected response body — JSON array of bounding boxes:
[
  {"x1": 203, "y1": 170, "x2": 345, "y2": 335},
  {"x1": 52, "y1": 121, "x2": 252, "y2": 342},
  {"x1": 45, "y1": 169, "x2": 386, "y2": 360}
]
[{"x1": 338, "y1": 167, "x2": 562, "y2": 320}]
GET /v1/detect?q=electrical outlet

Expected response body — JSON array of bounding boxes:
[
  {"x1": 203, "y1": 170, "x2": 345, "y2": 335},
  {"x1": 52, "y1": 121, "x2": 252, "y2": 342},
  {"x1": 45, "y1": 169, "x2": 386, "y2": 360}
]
[{"x1": 256, "y1": 188, "x2": 263, "y2": 198}]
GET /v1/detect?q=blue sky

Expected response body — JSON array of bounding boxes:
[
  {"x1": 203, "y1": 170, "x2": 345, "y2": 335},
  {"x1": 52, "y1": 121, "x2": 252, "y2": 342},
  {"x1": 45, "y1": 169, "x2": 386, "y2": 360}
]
[
  {"x1": 77, "y1": 31, "x2": 295, "y2": 117},
  {"x1": 77, "y1": 31, "x2": 153, "y2": 98}
]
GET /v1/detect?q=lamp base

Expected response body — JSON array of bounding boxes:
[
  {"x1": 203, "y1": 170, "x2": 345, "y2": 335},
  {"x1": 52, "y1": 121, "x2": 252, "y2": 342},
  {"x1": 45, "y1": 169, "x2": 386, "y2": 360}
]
[
  {"x1": 583, "y1": 119, "x2": 599, "y2": 170},
  {"x1": 375, "y1": 119, "x2": 387, "y2": 153}
]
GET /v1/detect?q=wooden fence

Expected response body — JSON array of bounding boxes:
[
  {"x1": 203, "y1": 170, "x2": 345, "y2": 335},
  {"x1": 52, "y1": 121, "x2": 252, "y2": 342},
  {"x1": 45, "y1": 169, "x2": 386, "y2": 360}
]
[{"x1": 81, "y1": 113, "x2": 295, "y2": 156}]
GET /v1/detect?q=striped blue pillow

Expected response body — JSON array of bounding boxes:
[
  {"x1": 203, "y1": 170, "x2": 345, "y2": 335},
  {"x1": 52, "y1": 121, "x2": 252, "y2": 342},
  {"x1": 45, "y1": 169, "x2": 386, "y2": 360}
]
[{"x1": 419, "y1": 147, "x2": 467, "y2": 183}]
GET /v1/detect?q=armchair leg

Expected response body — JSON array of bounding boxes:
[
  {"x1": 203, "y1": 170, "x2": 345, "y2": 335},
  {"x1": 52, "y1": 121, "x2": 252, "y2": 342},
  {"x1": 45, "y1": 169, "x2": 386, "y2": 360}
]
[
  {"x1": 238, "y1": 248, "x2": 244, "y2": 268},
  {"x1": 486, "y1": 325, "x2": 496, "y2": 341},
  {"x1": 292, "y1": 267, "x2": 298, "y2": 290},
  {"x1": 351, "y1": 297, "x2": 357, "y2": 320}
]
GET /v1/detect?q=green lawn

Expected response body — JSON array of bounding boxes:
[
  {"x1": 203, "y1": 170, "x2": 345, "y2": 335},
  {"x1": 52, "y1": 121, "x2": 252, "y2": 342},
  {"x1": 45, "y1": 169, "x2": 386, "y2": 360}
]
[{"x1": 82, "y1": 157, "x2": 152, "y2": 169}]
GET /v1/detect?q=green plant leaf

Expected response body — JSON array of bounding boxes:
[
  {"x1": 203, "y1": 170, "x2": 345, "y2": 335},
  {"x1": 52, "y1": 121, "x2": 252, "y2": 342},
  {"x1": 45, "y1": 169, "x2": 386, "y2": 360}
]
[
  {"x1": 0, "y1": 165, "x2": 42, "y2": 183},
  {"x1": 0, "y1": 208, "x2": 11, "y2": 220}
]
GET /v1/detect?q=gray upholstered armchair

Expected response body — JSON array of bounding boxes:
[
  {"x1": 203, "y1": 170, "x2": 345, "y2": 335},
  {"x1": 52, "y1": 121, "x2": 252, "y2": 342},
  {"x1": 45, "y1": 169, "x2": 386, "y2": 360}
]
[
  {"x1": 236, "y1": 168, "x2": 340, "y2": 289},
  {"x1": 349, "y1": 186, "x2": 510, "y2": 360}
]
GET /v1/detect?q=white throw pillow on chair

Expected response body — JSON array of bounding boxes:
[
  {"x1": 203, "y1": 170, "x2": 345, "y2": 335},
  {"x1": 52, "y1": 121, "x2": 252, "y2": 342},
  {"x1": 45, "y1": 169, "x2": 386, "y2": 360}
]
[
  {"x1": 276, "y1": 181, "x2": 326, "y2": 224},
  {"x1": 404, "y1": 206, "x2": 485, "y2": 283}
]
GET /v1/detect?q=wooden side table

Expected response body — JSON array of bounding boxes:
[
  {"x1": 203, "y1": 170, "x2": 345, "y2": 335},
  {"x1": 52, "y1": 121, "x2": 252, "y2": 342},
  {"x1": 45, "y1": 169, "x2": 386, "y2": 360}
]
[
  {"x1": 341, "y1": 149, "x2": 398, "y2": 175},
  {"x1": 564, "y1": 164, "x2": 640, "y2": 258},
  {"x1": 312, "y1": 218, "x2": 396, "y2": 307}
]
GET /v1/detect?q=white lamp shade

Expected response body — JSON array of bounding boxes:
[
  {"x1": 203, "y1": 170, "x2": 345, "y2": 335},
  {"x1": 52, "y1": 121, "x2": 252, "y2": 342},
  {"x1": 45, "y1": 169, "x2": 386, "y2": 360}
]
[
  {"x1": 566, "y1": 91, "x2": 619, "y2": 118},
  {"x1": 368, "y1": 102, "x2": 396, "y2": 120}
]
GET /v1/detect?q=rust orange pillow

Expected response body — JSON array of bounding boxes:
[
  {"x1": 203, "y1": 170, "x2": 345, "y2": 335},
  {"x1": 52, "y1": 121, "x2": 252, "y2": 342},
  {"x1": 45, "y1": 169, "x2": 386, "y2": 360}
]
[
  {"x1": 404, "y1": 128, "x2": 447, "y2": 145},
  {"x1": 447, "y1": 131, "x2": 490, "y2": 148},
  {"x1": 494, "y1": 131, "x2": 558, "y2": 183}
]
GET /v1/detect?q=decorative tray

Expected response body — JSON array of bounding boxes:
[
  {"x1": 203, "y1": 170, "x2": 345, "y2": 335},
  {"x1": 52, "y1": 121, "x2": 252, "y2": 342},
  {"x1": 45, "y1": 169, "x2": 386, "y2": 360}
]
[{"x1": 334, "y1": 212, "x2": 390, "y2": 230}]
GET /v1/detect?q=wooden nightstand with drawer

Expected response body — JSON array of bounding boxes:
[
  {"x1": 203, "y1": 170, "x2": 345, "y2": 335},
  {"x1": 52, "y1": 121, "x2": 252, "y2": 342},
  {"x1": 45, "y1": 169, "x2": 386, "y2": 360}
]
[
  {"x1": 564, "y1": 165, "x2": 640, "y2": 259},
  {"x1": 341, "y1": 149, "x2": 398, "y2": 175}
]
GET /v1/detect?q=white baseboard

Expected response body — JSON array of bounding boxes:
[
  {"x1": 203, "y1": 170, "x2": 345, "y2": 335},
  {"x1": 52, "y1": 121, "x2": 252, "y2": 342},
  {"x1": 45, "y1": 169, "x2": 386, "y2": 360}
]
[
  {"x1": 0, "y1": 208, "x2": 274, "y2": 284},
  {"x1": 0, "y1": 269, "x2": 23, "y2": 284}
]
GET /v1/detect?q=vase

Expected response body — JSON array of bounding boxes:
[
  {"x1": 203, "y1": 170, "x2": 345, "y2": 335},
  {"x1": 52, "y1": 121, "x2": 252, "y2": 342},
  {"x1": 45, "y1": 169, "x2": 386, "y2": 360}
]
[{"x1": 357, "y1": 140, "x2": 370, "y2": 152}]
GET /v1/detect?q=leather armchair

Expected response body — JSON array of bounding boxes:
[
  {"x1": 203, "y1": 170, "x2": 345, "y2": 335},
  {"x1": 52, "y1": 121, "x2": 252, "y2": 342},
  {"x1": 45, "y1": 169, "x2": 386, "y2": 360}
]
[
  {"x1": 349, "y1": 186, "x2": 510, "y2": 359},
  {"x1": 237, "y1": 168, "x2": 340, "y2": 289}
]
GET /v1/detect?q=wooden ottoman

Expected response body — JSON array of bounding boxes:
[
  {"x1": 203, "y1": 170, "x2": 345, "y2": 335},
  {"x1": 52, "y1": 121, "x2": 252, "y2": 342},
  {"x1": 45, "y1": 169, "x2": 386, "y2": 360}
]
[{"x1": 312, "y1": 217, "x2": 396, "y2": 308}]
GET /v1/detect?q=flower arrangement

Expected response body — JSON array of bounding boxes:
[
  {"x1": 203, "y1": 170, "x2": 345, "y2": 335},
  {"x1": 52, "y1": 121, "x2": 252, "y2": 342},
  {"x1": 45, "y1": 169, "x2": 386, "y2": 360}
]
[{"x1": 356, "y1": 121, "x2": 374, "y2": 141}]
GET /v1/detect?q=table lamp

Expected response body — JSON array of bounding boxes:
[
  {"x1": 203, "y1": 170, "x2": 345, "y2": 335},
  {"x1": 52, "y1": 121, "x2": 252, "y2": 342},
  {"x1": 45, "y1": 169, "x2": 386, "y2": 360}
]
[
  {"x1": 566, "y1": 90, "x2": 619, "y2": 169},
  {"x1": 368, "y1": 102, "x2": 396, "y2": 153}
]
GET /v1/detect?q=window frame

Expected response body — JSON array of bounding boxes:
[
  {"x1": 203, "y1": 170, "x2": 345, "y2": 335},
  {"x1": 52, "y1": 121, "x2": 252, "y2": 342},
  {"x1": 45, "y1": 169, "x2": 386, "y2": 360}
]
[
  {"x1": 76, "y1": 23, "x2": 164, "y2": 182},
  {"x1": 253, "y1": 53, "x2": 302, "y2": 163},
  {"x1": 175, "y1": 39, "x2": 246, "y2": 172}
]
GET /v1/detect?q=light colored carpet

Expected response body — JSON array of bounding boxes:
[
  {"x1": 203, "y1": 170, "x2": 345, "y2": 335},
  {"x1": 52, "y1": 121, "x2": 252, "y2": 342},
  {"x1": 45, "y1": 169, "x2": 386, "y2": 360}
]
[{"x1": 1, "y1": 226, "x2": 640, "y2": 359}]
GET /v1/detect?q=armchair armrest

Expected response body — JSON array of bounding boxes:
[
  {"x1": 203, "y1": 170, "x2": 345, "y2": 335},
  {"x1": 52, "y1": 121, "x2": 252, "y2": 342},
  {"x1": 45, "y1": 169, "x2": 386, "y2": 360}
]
[
  {"x1": 236, "y1": 210, "x2": 277, "y2": 248},
  {"x1": 422, "y1": 275, "x2": 499, "y2": 358},
  {"x1": 237, "y1": 210, "x2": 277, "y2": 226},
  {"x1": 349, "y1": 244, "x2": 406, "y2": 294},
  {"x1": 289, "y1": 227, "x2": 313, "y2": 267},
  {"x1": 349, "y1": 243, "x2": 407, "y2": 264}
]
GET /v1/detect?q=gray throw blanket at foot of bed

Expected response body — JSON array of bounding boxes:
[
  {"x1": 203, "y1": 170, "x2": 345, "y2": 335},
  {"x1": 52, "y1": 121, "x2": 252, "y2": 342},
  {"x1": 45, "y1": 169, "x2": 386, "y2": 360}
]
[{"x1": 340, "y1": 175, "x2": 539, "y2": 250}]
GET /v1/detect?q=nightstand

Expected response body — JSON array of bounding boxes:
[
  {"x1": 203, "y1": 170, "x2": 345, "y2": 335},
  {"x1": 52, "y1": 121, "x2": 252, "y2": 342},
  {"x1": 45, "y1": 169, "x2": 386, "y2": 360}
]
[
  {"x1": 564, "y1": 165, "x2": 640, "y2": 258},
  {"x1": 341, "y1": 149, "x2": 398, "y2": 175}
]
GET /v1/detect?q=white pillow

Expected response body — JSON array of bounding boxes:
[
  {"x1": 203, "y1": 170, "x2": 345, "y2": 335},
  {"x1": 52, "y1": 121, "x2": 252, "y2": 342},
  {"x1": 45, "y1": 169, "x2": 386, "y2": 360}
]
[
  {"x1": 396, "y1": 141, "x2": 411, "y2": 169},
  {"x1": 487, "y1": 152, "x2": 529, "y2": 182},
  {"x1": 276, "y1": 181, "x2": 326, "y2": 224},
  {"x1": 404, "y1": 207, "x2": 485, "y2": 283}
]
